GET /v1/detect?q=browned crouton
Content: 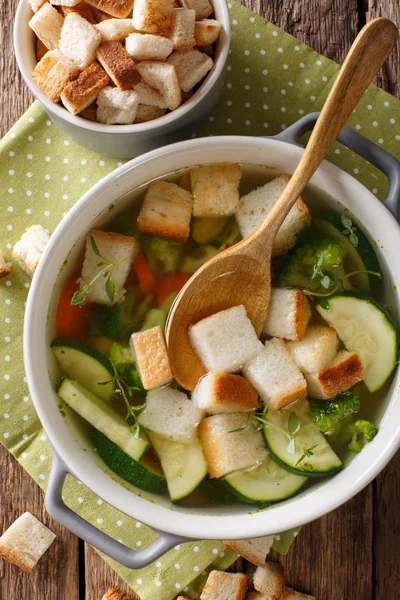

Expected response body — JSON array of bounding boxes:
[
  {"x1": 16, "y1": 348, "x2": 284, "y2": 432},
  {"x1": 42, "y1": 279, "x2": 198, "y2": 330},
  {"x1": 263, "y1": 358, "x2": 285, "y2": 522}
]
[
  {"x1": 200, "y1": 571, "x2": 250, "y2": 600},
  {"x1": 97, "y1": 41, "x2": 141, "y2": 90},
  {"x1": 61, "y1": 62, "x2": 110, "y2": 114},
  {"x1": 306, "y1": 350, "x2": 364, "y2": 399}
]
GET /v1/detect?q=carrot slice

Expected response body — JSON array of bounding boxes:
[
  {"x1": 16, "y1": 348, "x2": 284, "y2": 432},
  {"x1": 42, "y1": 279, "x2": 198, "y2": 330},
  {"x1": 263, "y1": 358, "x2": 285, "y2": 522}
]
[
  {"x1": 157, "y1": 273, "x2": 191, "y2": 307},
  {"x1": 132, "y1": 253, "x2": 157, "y2": 295},
  {"x1": 56, "y1": 280, "x2": 92, "y2": 338}
]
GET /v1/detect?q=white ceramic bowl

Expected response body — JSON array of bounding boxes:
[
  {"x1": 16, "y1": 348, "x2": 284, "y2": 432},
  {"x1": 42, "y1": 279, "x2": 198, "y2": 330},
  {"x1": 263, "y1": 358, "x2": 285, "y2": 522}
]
[
  {"x1": 14, "y1": 0, "x2": 230, "y2": 158},
  {"x1": 24, "y1": 128, "x2": 400, "y2": 566}
]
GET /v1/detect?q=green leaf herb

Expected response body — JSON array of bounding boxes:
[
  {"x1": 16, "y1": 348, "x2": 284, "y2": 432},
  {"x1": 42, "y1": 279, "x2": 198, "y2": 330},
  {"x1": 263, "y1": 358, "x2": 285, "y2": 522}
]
[
  {"x1": 295, "y1": 444, "x2": 319, "y2": 466},
  {"x1": 105, "y1": 278, "x2": 116, "y2": 302},
  {"x1": 341, "y1": 214, "x2": 359, "y2": 247},
  {"x1": 288, "y1": 411, "x2": 301, "y2": 435}
]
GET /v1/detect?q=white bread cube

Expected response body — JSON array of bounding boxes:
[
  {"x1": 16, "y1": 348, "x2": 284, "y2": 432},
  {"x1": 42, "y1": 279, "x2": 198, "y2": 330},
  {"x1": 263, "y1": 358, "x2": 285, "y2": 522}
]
[
  {"x1": 59, "y1": 12, "x2": 102, "y2": 70},
  {"x1": 182, "y1": 0, "x2": 212, "y2": 19},
  {"x1": 191, "y1": 163, "x2": 241, "y2": 217},
  {"x1": 287, "y1": 324, "x2": 339, "y2": 373},
  {"x1": 130, "y1": 326, "x2": 172, "y2": 390},
  {"x1": 200, "y1": 571, "x2": 250, "y2": 600},
  {"x1": 133, "y1": 0, "x2": 174, "y2": 36},
  {"x1": 280, "y1": 590, "x2": 316, "y2": 600},
  {"x1": 195, "y1": 19, "x2": 221, "y2": 45},
  {"x1": 263, "y1": 288, "x2": 311, "y2": 341},
  {"x1": 135, "y1": 104, "x2": 166, "y2": 122},
  {"x1": 86, "y1": 0, "x2": 134, "y2": 18},
  {"x1": 62, "y1": 62, "x2": 109, "y2": 114},
  {"x1": 96, "y1": 18, "x2": 137, "y2": 41},
  {"x1": 199, "y1": 412, "x2": 268, "y2": 478},
  {"x1": 192, "y1": 373, "x2": 259, "y2": 414},
  {"x1": 223, "y1": 536, "x2": 274, "y2": 568},
  {"x1": 0, "y1": 250, "x2": 12, "y2": 279},
  {"x1": 50, "y1": 0, "x2": 81, "y2": 6},
  {"x1": 243, "y1": 338, "x2": 307, "y2": 412},
  {"x1": 126, "y1": 33, "x2": 173, "y2": 61},
  {"x1": 0, "y1": 513, "x2": 56, "y2": 573},
  {"x1": 190, "y1": 305, "x2": 263, "y2": 373},
  {"x1": 138, "y1": 387, "x2": 204, "y2": 443},
  {"x1": 39, "y1": 56, "x2": 80, "y2": 102},
  {"x1": 29, "y1": 3, "x2": 64, "y2": 50},
  {"x1": 305, "y1": 350, "x2": 364, "y2": 399},
  {"x1": 134, "y1": 82, "x2": 168, "y2": 108},
  {"x1": 96, "y1": 86, "x2": 139, "y2": 124},
  {"x1": 253, "y1": 563, "x2": 286, "y2": 600},
  {"x1": 137, "y1": 180, "x2": 193, "y2": 242},
  {"x1": 167, "y1": 48, "x2": 213, "y2": 91},
  {"x1": 169, "y1": 8, "x2": 196, "y2": 50},
  {"x1": 236, "y1": 175, "x2": 311, "y2": 255},
  {"x1": 12, "y1": 225, "x2": 50, "y2": 277},
  {"x1": 79, "y1": 229, "x2": 139, "y2": 305},
  {"x1": 136, "y1": 61, "x2": 181, "y2": 110},
  {"x1": 29, "y1": 0, "x2": 48, "y2": 13},
  {"x1": 97, "y1": 41, "x2": 141, "y2": 90}
]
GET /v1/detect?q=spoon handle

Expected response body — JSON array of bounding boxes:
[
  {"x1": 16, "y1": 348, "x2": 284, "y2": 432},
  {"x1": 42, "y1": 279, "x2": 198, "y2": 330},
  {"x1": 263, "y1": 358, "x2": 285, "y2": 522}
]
[{"x1": 247, "y1": 17, "x2": 398, "y2": 254}]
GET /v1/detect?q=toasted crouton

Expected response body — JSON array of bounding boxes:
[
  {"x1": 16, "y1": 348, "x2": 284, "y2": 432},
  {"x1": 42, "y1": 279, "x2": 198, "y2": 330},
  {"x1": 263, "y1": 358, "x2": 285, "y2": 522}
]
[
  {"x1": 246, "y1": 594, "x2": 268, "y2": 600},
  {"x1": 12, "y1": 225, "x2": 50, "y2": 277},
  {"x1": 190, "y1": 163, "x2": 241, "y2": 217},
  {"x1": 167, "y1": 48, "x2": 213, "y2": 91},
  {"x1": 134, "y1": 82, "x2": 168, "y2": 108},
  {"x1": 133, "y1": 0, "x2": 174, "y2": 36},
  {"x1": 0, "y1": 250, "x2": 12, "y2": 279},
  {"x1": 134, "y1": 104, "x2": 166, "y2": 122},
  {"x1": 102, "y1": 587, "x2": 137, "y2": 600},
  {"x1": 223, "y1": 536, "x2": 274, "y2": 568},
  {"x1": 40, "y1": 59, "x2": 80, "y2": 102},
  {"x1": 97, "y1": 41, "x2": 141, "y2": 89},
  {"x1": 96, "y1": 18, "x2": 136, "y2": 40},
  {"x1": 97, "y1": 86, "x2": 139, "y2": 123},
  {"x1": 130, "y1": 326, "x2": 172, "y2": 390},
  {"x1": 59, "y1": 12, "x2": 102, "y2": 69},
  {"x1": 177, "y1": 597, "x2": 191, "y2": 600},
  {"x1": 80, "y1": 102, "x2": 98, "y2": 121},
  {"x1": 287, "y1": 324, "x2": 339, "y2": 373},
  {"x1": 79, "y1": 229, "x2": 139, "y2": 304},
  {"x1": 305, "y1": 350, "x2": 364, "y2": 399},
  {"x1": 29, "y1": 0, "x2": 48, "y2": 13},
  {"x1": 137, "y1": 180, "x2": 193, "y2": 242},
  {"x1": 29, "y1": 3, "x2": 64, "y2": 50},
  {"x1": 32, "y1": 49, "x2": 64, "y2": 86},
  {"x1": 169, "y1": 8, "x2": 196, "y2": 49},
  {"x1": 90, "y1": 5, "x2": 112, "y2": 20},
  {"x1": 58, "y1": 1, "x2": 96, "y2": 22},
  {"x1": 61, "y1": 62, "x2": 110, "y2": 114},
  {"x1": 126, "y1": 32, "x2": 173, "y2": 61},
  {"x1": 243, "y1": 338, "x2": 307, "y2": 412},
  {"x1": 136, "y1": 61, "x2": 181, "y2": 110},
  {"x1": 253, "y1": 563, "x2": 286, "y2": 600},
  {"x1": 190, "y1": 305, "x2": 262, "y2": 373},
  {"x1": 182, "y1": 0, "x2": 212, "y2": 19},
  {"x1": 262, "y1": 288, "x2": 311, "y2": 341},
  {"x1": 0, "y1": 513, "x2": 56, "y2": 573},
  {"x1": 200, "y1": 571, "x2": 250, "y2": 600},
  {"x1": 36, "y1": 38, "x2": 48, "y2": 60},
  {"x1": 280, "y1": 589, "x2": 316, "y2": 600},
  {"x1": 192, "y1": 373, "x2": 258, "y2": 414},
  {"x1": 236, "y1": 175, "x2": 311, "y2": 255},
  {"x1": 50, "y1": 0, "x2": 81, "y2": 6},
  {"x1": 138, "y1": 387, "x2": 204, "y2": 443},
  {"x1": 86, "y1": 0, "x2": 134, "y2": 18},
  {"x1": 195, "y1": 19, "x2": 221, "y2": 45}
]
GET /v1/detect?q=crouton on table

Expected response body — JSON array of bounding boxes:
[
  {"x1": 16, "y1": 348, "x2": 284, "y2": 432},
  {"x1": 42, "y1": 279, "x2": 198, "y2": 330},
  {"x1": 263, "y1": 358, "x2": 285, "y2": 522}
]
[
  {"x1": 182, "y1": 0, "x2": 213, "y2": 20},
  {"x1": 137, "y1": 180, "x2": 193, "y2": 242},
  {"x1": 236, "y1": 175, "x2": 311, "y2": 255},
  {"x1": 189, "y1": 305, "x2": 262, "y2": 373},
  {"x1": 138, "y1": 386, "x2": 204, "y2": 443},
  {"x1": 263, "y1": 288, "x2": 311, "y2": 341},
  {"x1": 190, "y1": 163, "x2": 241, "y2": 217},
  {"x1": 59, "y1": 12, "x2": 102, "y2": 70},
  {"x1": 0, "y1": 512, "x2": 56, "y2": 573},
  {"x1": 0, "y1": 250, "x2": 12, "y2": 279},
  {"x1": 96, "y1": 18, "x2": 137, "y2": 41},
  {"x1": 86, "y1": 0, "x2": 134, "y2": 18},
  {"x1": 61, "y1": 62, "x2": 110, "y2": 114},
  {"x1": 78, "y1": 229, "x2": 139, "y2": 304},
  {"x1": 198, "y1": 412, "x2": 267, "y2": 477},
  {"x1": 97, "y1": 86, "x2": 139, "y2": 124},
  {"x1": 280, "y1": 590, "x2": 316, "y2": 600},
  {"x1": 12, "y1": 225, "x2": 50, "y2": 277},
  {"x1": 167, "y1": 48, "x2": 213, "y2": 91},
  {"x1": 195, "y1": 19, "x2": 221, "y2": 45},
  {"x1": 136, "y1": 61, "x2": 181, "y2": 110},
  {"x1": 102, "y1": 588, "x2": 137, "y2": 600},
  {"x1": 126, "y1": 32, "x2": 173, "y2": 61},
  {"x1": 223, "y1": 535, "x2": 274, "y2": 568},
  {"x1": 29, "y1": 3, "x2": 64, "y2": 50},
  {"x1": 96, "y1": 41, "x2": 141, "y2": 90},
  {"x1": 192, "y1": 373, "x2": 258, "y2": 414},
  {"x1": 169, "y1": 8, "x2": 196, "y2": 49},
  {"x1": 200, "y1": 570, "x2": 250, "y2": 600},
  {"x1": 243, "y1": 338, "x2": 307, "y2": 412},
  {"x1": 130, "y1": 326, "x2": 172, "y2": 390},
  {"x1": 287, "y1": 324, "x2": 339, "y2": 373},
  {"x1": 305, "y1": 350, "x2": 364, "y2": 399},
  {"x1": 253, "y1": 563, "x2": 286, "y2": 600},
  {"x1": 133, "y1": 0, "x2": 174, "y2": 36}
]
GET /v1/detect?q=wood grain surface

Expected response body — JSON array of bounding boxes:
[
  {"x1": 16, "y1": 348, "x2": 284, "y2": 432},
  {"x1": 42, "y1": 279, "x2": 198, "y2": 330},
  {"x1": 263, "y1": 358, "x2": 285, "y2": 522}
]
[{"x1": 1, "y1": 0, "x2": 400, "y2": 599}]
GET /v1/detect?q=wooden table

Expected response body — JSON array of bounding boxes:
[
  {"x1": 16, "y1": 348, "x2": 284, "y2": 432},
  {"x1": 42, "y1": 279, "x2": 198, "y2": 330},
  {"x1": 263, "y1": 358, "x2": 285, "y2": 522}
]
[{"x1": 1, "y1": 1, "x2": 399, "y2": 599}]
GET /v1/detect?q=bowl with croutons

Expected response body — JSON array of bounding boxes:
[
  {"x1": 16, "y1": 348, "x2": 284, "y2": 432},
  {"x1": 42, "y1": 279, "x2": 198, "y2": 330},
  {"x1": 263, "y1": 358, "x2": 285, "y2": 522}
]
[
  {"x1": 23, "y1": 118, "x2": 400, "y2": 568},
  {"x1": 14, "y1": 0, "x2": 230, "y2": 157}
]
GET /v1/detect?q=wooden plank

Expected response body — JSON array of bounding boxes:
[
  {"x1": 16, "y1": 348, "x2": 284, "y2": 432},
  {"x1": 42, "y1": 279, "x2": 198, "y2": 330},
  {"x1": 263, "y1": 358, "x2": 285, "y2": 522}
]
[
  {"x1": 84, "y1": 545, "x2": 140, "y2": 600},
  {"x1": 0, "y1": 446, "x2": 80, "y2": 600},
  {"x1": 368, "y1": 0, "x2": 400, "y2": 97}
]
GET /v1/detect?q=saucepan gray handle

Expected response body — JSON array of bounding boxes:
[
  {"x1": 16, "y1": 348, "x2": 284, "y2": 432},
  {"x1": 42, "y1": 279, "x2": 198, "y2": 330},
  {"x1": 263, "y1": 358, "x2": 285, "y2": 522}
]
[
  {"x1": 45, "y1": 451, "x2": 187, "y2": 569},
  {"x1": 275, "y1": 111, "x2": 400, "y2": 220}
]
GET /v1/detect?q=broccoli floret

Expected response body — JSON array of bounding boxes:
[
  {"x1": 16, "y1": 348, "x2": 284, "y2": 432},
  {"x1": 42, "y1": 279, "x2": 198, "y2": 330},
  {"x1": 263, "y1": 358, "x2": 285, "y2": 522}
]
[
  {"x1": 94, "y1": 304, "x2": 122, "y2": 338},
  {"x1": 143, "y1": 237, "x2": 183, "y2": 274},
  {"x1": 348, "y1": 420, "x2": 377, "y2": 453},
  {"x1": 295, "y1": 236, "x2": 344, "y2": 267},
  {"x1": 109, "y1": 211, "x2": 141, "y2": 238},
  {"x1": 109, "y1": 342, "x2": 133, "y2": 370},
  {"x1": 311, "y1": 389, "x2": 360, "y2": 434},
  {"x1": 93, "y1": 288, "x2": 153, "y2": 339},
  {"x1": 180, "y1": 245, "x2": 219, "y2": 274},
  {"x1": 141, "y1": 292, "x2": 177, "y2": 331}
]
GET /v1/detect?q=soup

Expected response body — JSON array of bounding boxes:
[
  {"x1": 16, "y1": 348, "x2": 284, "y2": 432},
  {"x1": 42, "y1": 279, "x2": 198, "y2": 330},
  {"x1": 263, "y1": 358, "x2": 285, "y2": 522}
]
[{"x1": 51, "y1": 163, "x2": 398, "y2": 508}]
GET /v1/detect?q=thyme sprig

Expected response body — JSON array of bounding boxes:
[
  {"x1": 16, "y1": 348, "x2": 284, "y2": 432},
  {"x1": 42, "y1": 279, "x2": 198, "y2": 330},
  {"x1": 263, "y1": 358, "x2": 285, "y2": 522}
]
[
  {"x1": 303, "y1": 267, "x2": 381, "y2": 299},
  {"x1": 341, "y1": 215, "x2": 358, "y2": 247}
]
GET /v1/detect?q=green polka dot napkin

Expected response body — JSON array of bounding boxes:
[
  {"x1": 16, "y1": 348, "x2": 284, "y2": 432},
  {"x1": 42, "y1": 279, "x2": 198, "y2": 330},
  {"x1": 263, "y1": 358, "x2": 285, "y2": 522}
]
[{"x1": 1, "y1": 1, "x2": 399, "y2": 598}]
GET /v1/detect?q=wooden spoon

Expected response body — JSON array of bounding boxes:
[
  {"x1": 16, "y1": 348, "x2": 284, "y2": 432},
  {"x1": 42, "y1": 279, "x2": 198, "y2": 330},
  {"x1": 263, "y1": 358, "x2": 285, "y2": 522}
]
[{"x1": 166, "y1": 17, "x2": 398, "y2": 391}]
